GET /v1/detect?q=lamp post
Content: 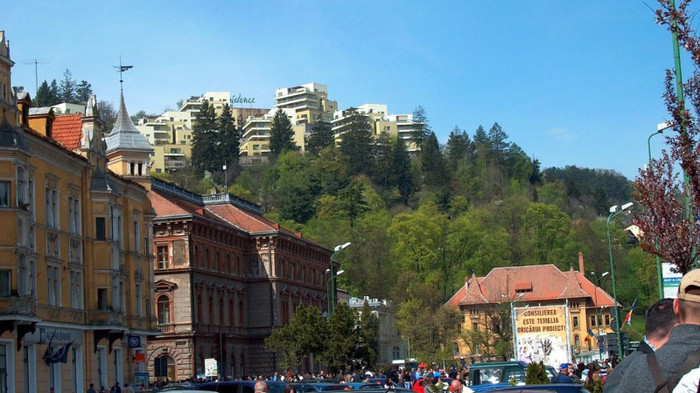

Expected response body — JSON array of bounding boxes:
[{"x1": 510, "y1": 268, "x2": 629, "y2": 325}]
[
  {"x1": 606, "y1": 202, "x2": 633, "y2": 359},
  {"x1": 648, "y1": 122, "x2": 673, "y2": 300},
  {"x1": 590, "y1": 271, "x2": 609, "y2": 360},
  {"x1": 328, "y1": 242, "x2": 350, "y2": 315},
  {"x1": 326, "y1": 270, "x2": 345, "y2": 315}
]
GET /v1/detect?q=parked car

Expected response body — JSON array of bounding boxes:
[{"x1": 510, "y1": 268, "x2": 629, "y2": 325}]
[
  {"x1": 475, "y1": 384, "x2": 589, "y2": 393},
  {"x1": 468, "y1": 362, "x2": 557, "y2": 391},
  {"x1": 192, "y1": 381, "x2": 286, "y2": 393},
  {"x1": 288, "y1": 382, "x2": 348, "y2": 392}
]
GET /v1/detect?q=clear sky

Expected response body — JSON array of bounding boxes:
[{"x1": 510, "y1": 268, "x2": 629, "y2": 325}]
[{"x1": 4, "y1": 1, "x2": 688, "y2": 180}]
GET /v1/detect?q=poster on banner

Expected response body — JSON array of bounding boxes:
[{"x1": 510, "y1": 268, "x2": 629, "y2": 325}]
[
  {"x1": 134, "y1": 373, "x2": 149, "y2": 389},
  {"x1": 513, "y1": 305, "x2": 570, "y2": 369},
  {"x1": 662, "y1": 263, "x2": 683, "y2": 299},
  {"x1": 205, "y1": 358, "x2": 218, "y2": 377}
]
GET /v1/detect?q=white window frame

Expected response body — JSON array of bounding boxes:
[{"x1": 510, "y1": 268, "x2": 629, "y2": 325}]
[
  {"x1": 47, "y1": 264, "x2": 61, "y2": 306},
  {"x1": 97, "y1": 345, "x2": 107, "y2": 390},
  {"x1": 0, "y1": 339, "x2": 16, "y2": 393},
  {"x1": 71, "y1": 345, "x2": 84, "y2": 393},
  {"x1": 113, "y1": 347, "x2": 123, "y2": 386},
  {"x1": 70, "y1": 269, "x2": 83, "y2": 309},
  {"x1": 23, "y1": 345, "x2": 36, "y2": 393},
  {"x1": 45, "y1": 186, "x2": 58, "y2": 229},
  {"x1": 0, "y1": 181, "x2": 9, "y2": 207},
  {"x1": 16, "y1": 166, "x2": 27, "y2": 208},
  {"x1": 49, "y1": 362, "x2": 61, "y2": 392},
  {"x1": 68, "y1": 195, "x2": 81, "y2": 235}
]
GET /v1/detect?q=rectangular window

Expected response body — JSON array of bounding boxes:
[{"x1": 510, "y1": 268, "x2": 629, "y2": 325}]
[
  {"x1": 0, "y1": 271, "x2": 10, "y2": 297},
  {"x1": 97, "y1": 288, "x2": 108, "y2": 310},
  {"x1": 47, "y1": 266, "x2": 60, "y2": 306},
  {"x1": 573, "y1": 316, "x2": 579, "y2": 328},
  {"x1": 472, "y1": 322, "x2": 479, "y2": 331},
  {"x1": 0, "y1": 341, "x2": 6, "y2": 393},
  {"x1": 590, "y1": 315, "x2": 596, "y2": 327},
  {"x1": 136, "y1": 284, "x2": 143, "y2": 318},
  {"x1": 133, "y1": 214, "x2": 140, "y2": 254},
  {"x1": 70, "y1": 270, "x2": 83, "y2": 309},
  {"x1": 16, "y1": 167, "x2": 27, "y2": 208},
  {"x1": 0, "y1": 181, "x2": 9, "y2": 207},
  {"x1": 68, "y1": 197, "x2": 80, "y2": 235},
  {"x1": 96, "y1": 217, "x2": 106, "y2": 240},
  {"x1": 157, "y1": 246, "x2": 169, "y2": 269},
  {"x1": 45, "y1": 187, "x2": 58, "y2": 229},
  {"x1": 97, "y1": 346, "x2": 107, "y2": 389},
  {"x1": 605, "y1": 314, "x2": 610, "y2": 326}
]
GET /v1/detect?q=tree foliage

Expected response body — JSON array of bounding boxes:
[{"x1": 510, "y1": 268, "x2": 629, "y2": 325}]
[
  {"x1": 269, "y1": 109, "x2": 296, "y2": 157},
  {"x1": 632, "y1": 0, "x2": 700, "y2": 274}
]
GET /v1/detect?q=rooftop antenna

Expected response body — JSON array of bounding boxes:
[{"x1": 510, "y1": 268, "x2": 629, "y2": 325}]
[
  {"x1": 20, "y1": 59, "x2": 51, "y2": 106},
  {"x1": 113, "y1": 57, "x2": 133, "y2": 92}
]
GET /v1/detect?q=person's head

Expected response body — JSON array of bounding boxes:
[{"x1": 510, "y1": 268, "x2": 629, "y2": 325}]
[
  {"x1": 284, "y1": 384, "x2": 295, "y2": 393},
  {"x1": 675, "y1": 269, "x2": 700, "y2": 324},
  {"x1": 644, "y1": 298, "x2": 678, "y2": 347},
  {"x1": 559, "y1": 363, "x2": 568, "y2": 374},
  {"x1": 449, "y1": 379, "x2": 462, "y2": 392},
  {"x1": 255, "y1": 380, "x2": 268, "y2": 393},
  {"x1": 90, "y1": 384, "x2": 95, "y2": 388}
]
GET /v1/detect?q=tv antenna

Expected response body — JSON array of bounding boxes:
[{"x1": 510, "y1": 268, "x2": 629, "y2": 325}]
[
  {"x1": 113, "y1": 57, "x2": 133, "y2": 91},
  {"x1": 20, "y1": 59, "x2": 51, "y2": 103}
]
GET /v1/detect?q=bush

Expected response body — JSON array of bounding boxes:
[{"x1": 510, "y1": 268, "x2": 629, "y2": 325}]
[{"x1": 525, "y1": 361, "x2": 550, "y2": 385}]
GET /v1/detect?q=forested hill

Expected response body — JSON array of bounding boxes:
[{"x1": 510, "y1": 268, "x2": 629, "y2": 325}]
[{"x1": 157, "y1": 115, "x2": 647, "y2": 329}]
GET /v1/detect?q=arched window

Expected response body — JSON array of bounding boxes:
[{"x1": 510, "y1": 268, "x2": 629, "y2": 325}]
[{"x1": 157, "y1": 295, "x2": 171, "y2": 324}]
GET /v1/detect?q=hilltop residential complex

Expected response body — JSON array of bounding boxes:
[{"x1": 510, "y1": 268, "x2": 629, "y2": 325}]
[{"x1": 131, "y1": 83, "x2": 423, "y2": 173}]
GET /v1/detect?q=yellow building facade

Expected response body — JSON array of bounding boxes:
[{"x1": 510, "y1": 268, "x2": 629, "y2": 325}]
[{"x1": 0, "y1": 31, "x2": 156, "y2": 392}]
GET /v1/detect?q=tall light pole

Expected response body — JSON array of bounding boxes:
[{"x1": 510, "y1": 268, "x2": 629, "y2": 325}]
[
  {"x1": 326, "y1": 270, "x2": 345, "y2": 315},
  {"x1": 590, "y1": 271, "x2": 609, "y2": 360},
  {"x1": 328, "y1": 242, "x2": 350, "y2": 315},
  {"x1": 606, "y1": 202, "x2": 633, "y2": 359},
  {"x1": 648, "y1": 122, "x2": 673, "y2": 300}
]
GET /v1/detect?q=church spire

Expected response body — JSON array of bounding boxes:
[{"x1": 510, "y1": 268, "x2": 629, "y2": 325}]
[{"x1": 104, "y1": 61, "x2": 153, "y2": 183}]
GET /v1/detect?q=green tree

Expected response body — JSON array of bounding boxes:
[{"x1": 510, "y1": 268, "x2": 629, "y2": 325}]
[
  {"x1": 420, "y1": 132, "x2": 447, "y2": 188},
  {"x1": 412, "y1": 105, "x2": 431, "y2": 148},
  {"x1": 354, "y1": 301, "x2": 379, "y2": 369},
  {"x1": 191, "y1": 100, "x2": 218, "y2": 174},
  {"x1": 75, "y1": 80, "x2": 93, "y2": 104},
  {"x1": 58, "y1": 69, "x2": 77, "y2": 103},
  {"x1": 390, "y1": 136, "x2": 414, "y2": 205},
  {"x1": 525, "y1": 362, "x2": 550, "y2": 384},
  {"x1": 98, "y1": 100, "x2": 117, "y2": 132},
  {"x1": 269, "y1": 109, "x2": 295, "y2": 157},
  {"x1": 265, "y1": 303, "x2": 325, "y2": 371},
  {"x1": 339, "y1": 111, "x2": 374, "y2": 176},
  {"x1": 338, "y1": 177, "x2": 369, "y2": 228},
  {"x1": 322, "y1": 303, "x2": 357, "y2": 373},
  {"x1": 522, "y1": 202, "x2": 580, "y2": 267},
  {"x1": 36, "y1": 80, "x2": 60, "y2": 107},
  {"x1": 307, "y1": 121, "x2": 334, "y2": 156},
  {"x1": 217, "y1": 103, "x2": 240, "y2": 178},
  {"x1": 446, "y1": 126, "x2": 470, "y2": 172},
  {"x1": 272, "y1": 152, "x2": 316, "y2": 224}
]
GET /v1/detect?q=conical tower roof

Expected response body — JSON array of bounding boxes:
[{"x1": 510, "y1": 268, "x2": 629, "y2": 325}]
[{"x1": 104, "y1": 91, "x2": 152, "y2": 154}]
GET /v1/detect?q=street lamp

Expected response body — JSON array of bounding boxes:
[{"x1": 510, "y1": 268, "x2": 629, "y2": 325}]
[
  {"x1": 606, "y1": 202, "x2": 633, "y2": 359},
  {"x1": 328, "y1": 242, "x2": 351, "y2": 315},
  {"x1": 590, "y1": 271, "x2": 609, "y2": 360},
  {"x1": 648, "y1": 122, "x2": 673, "y2": 300},
  {"x1": 326, "y1": 270, "x2": 345, "y2": 315}
]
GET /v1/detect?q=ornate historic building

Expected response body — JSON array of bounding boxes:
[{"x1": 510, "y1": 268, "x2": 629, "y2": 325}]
[
  {"x1": 147, "y1": 181, "x2": 332, "y2": 381},
  {"x1": 0, "y1": 31, "x2": 156, "y2": 392}
]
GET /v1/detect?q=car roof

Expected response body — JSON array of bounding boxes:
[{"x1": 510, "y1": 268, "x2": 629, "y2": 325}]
[{"x1": 470, "y1": 361, "x2": 527, "y2": 368}]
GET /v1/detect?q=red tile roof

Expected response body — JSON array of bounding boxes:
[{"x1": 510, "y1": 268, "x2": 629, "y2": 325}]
[
  {"x1": 52, "y1": 114, "x2": 83, "y2": 151},
  {"x1": 446, "y1": 264, "x2": 617, "y2": 308}
]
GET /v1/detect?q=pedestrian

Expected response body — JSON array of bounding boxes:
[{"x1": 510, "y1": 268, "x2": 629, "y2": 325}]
[
  {"x1": 604, "y1": 298, "x2": 677, "y2": 393},
  {"x1": 552, "y1": 363, "x2": 573, "y2": 383},
  {"x1": 87, "y1": 383, "x2": 97, "y2": 393},
  {"x1": 123, "y1": 383, "x2": 134, "y2": 393},
  {"x1": 110, "y1": 381, "x2": 121, "y2": 393},
  {"x1": 616, "y1": 269, "x2": 700, "y2": 392},
  {"x1": 254, "y1": 381, "x2": 268, "y2": 393}
]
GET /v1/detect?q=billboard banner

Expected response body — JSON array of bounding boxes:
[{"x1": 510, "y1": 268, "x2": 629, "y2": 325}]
[
  {"x1": 662, "y1": 263, "x2": 683, "y2": 299},
  {"x1": 513, "y1": 305, "x2": 570, "y2": 368}
]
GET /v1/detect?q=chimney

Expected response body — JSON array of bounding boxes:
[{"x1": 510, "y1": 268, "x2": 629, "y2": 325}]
[{"x1": 578, "y1": 252, "x2": 585, "y2": 274}]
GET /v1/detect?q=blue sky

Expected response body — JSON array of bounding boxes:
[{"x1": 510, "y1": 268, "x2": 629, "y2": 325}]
[{"x1": 4, "y1": 1, "x2": 688, "y2": 179}]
